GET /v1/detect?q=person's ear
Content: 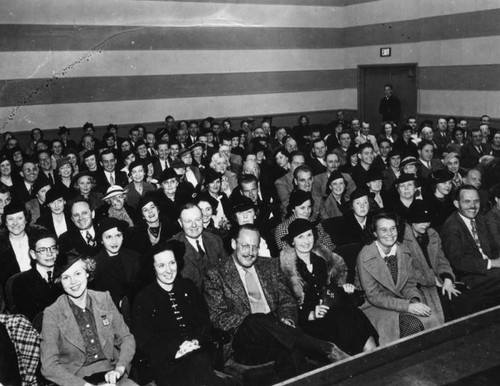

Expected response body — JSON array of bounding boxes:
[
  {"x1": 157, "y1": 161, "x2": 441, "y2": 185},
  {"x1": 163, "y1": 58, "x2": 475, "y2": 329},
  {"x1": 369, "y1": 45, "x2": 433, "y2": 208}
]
[
  {"x1": 91, "y1": 210, "x2": 95, "y2": 219},
  {"x1": 29, "y1": 249, "x2": 36, "y2": 260},
  {"x1": 231, "y1": 238, "x2": 237, "y2": 251},
  {"x1": 453, "y1": 200, "x2": 459, "y2": 210}
]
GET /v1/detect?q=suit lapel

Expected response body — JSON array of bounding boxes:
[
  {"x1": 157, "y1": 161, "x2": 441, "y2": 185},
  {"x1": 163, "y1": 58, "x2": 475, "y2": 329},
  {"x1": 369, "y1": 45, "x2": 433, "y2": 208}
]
[
  {"x1": 182, "y1": 234, "x2": 202, "y2": 275},
  {"x1": 59, "y1": 297, "x2": 86, "y2": 353},
  {"x1": 225, "y1": 259, "x2": 251, "y2": 312}
]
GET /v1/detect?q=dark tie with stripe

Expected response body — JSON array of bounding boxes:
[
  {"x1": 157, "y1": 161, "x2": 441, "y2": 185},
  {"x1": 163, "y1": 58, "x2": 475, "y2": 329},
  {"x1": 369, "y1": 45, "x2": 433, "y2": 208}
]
[
  {"x1": 384, "y1": 255, "x2": 398, "y2": 284},
  {"x1": 196, "y1": 240, "x2": 205, "y2": 258}
]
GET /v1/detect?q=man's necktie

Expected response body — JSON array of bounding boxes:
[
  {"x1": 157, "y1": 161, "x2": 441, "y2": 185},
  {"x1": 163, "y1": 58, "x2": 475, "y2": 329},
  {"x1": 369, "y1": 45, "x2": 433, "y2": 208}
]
[
  {"x1": 48, "y1": 172, "x2": 54, "y2": 185},
  {"x1": 86, "y1": 231, "x2": 96, "y2": 247},
  {"x1": 149, "y1": 226, "x2": 160, "y2": 238},
  {"x1": 28, "y1": 185, "x2": 33, "y2": 196},
  {"x1": 196, "y1": 240, "x2": 205, "y2": 258},
  {"x1": 384, "y1": 255, "x2": 398, "y2": 284},
  {"x1": 245, "y1": 269, "x2": 267, "y2": 313},
  {"x1": 470, "y1": 219, "x2": 482, "y2": 249},
  {"x1": 47, "y1": 271, "x2": 53, "y2": 284},
  {"x1": 109, "y1": 173, "x2": 115, "y2": 185}
]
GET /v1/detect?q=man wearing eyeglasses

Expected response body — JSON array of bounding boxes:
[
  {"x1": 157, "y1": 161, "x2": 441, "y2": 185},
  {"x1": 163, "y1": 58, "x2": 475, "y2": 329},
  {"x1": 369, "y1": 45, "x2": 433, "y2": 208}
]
[
  {"x1": 171, "y1": 203, "x2": 227, "y2": 290},
  {"x1": 204, "y1": 224, "x2": 347, "y2": 381},
  {"x1": 11, "y1": 229, "x2": 63, "y2": 321}
]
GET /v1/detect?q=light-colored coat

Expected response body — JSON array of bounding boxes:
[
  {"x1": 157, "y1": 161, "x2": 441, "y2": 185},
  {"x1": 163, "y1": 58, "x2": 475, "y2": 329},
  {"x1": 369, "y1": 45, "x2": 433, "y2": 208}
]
[
  {"x1": 356, "y1": 242, "x2": 443, "y2": 346},
  {"x1": 41, "y1": 290, "x2": 136, "y2": 386}
]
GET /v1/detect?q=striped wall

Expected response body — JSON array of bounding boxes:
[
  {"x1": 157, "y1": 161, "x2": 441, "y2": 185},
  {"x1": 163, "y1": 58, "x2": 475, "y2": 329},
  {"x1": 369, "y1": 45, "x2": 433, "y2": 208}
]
[{"x1": 0, "y1": 0, "x2": 499, "y2": 134}]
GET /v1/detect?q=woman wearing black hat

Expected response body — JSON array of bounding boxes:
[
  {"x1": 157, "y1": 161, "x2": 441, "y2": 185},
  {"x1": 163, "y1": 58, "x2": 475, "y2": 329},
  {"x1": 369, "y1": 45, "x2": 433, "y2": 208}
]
[
  {"x1": 40, "y1": 254, "x2": 137, "y2": 386},
  {"x1": 280, "y1": 219, "x2": 378, "y2": 355},
  {"x1": 202, "y1": 168, "x2": 231, "y2": 226},
  {"x1": 91, "y1": 218, "x2": 143, "y2": 310},
  {"x1": 133, "y1": 241, "x2": 235, "y2": 386},
  {"x1": 274, "y1": 190, "x2": 334, "y2": 252},
  {"x1": 321, "y1": 170, "x2": 349, "y2": 220},
  {"x1": 402, "y1": 201, "x2": 482, "y2": 321},
  {"x1": 124, "y1": 160, "x2": 156, "y2": 210},
  {"x1": 424, "y1": 169, "x2": 456, "y2": 232}
]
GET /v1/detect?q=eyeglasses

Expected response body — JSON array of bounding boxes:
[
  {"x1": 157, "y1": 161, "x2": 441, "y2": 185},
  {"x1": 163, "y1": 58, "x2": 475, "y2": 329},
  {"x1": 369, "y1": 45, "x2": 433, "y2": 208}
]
[
  {"x1": 35, "y1": 245, "x2": 59, "y2": 255},
  {"x1": 237, "y1": 241, "x2": 259, "y2": 253}
]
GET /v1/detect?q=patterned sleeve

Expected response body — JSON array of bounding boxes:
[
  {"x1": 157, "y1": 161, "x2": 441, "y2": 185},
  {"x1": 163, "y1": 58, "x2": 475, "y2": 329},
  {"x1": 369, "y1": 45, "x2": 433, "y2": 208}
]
[{"x1": 0, "y1": 314, "x2": 40, "y2": 386}]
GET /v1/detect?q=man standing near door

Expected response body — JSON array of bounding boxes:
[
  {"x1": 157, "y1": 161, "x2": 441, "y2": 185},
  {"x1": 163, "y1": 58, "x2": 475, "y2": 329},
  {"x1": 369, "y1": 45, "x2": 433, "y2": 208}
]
[{"x1": 379, "y1": 84, "x2": 401, "y2": 124}]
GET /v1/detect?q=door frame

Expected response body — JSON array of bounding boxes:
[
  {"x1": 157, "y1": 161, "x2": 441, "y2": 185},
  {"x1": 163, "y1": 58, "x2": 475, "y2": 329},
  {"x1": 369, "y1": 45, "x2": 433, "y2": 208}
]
[{"x1": 358, "y1": 63, "x2": 418, "y2": 123}]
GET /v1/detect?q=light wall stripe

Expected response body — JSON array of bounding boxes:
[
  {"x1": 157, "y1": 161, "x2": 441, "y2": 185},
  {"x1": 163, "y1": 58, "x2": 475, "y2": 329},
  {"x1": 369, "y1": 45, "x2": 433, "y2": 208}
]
[
  {"x1": 3, "y1": 35, "x2": 500, "y2": 81},
  {"x1": 0, "y1": 49, "x2": 345, "y2": 80},
  {"x1": 0, "y1": 1, "x2": 339, "y2": 29},
  {"x1": 419, "y1": 90, "x2": 500, "y2": 118},
  {"x1": 0, "y1": 90, "x2": 345, "y2": 132},
  {"x1": 345, "y1": 0, "x2": 500, "y2": 27}
]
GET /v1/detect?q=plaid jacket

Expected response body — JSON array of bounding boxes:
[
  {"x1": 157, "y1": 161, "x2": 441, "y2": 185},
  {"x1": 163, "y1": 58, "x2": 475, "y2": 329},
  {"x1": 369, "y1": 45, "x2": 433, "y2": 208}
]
[{"x1": 0, "y1": 313, "x2": 40, "y2": 386}]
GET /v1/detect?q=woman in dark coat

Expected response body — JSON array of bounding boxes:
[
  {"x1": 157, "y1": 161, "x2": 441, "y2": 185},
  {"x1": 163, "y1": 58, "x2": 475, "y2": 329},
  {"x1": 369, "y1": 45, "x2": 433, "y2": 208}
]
[
  {"x1": 280, "y1": 219, "x2": 378, "y2": 355},
  {"x1": 424, "y1": 169, "x2": 456, "y2": 232},
  {"x1": 132, "y1": 240, "x2": 234, "y2": 386}
]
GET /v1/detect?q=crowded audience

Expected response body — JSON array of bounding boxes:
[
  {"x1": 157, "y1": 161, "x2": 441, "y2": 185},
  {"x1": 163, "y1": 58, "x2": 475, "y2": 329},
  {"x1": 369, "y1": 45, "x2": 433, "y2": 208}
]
[{"x1": 1, "y1": 112, "x2": 500, "y2": 384}]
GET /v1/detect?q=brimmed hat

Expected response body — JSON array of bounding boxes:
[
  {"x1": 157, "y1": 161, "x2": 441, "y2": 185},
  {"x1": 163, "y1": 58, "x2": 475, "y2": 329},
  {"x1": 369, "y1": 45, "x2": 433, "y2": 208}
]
[
  {"x1": 96, "y1": 217, "x2": 129, "y2": 241},
  {"x1": 387, "y1": 149, "x2": 402, "y2": 159},
  {"x1": 346, "y1": 145, "x2": 358, "y2": 158},
  {"x1": 190, "y1": 142, "x2": 206, "y2": 151},
  {"x1": 171, "y1": 159, "x2": 187, "y2": 169},
  {"x1": 138, "y1": 193, "x2": 158, "y2": 210},
  {"x1": 203, "y1": 168, "x2": 222, "y2": 186},
  {"x1": 326, "y1": 170, "x2": 344, "y2": 190},
  {"x1": 3, "y1": 202, "x2": 26, "y2": 217},
  {"x1": 32, "y1": 178, "x2": 51, "y2": 194},
  {"x1": 128, "y1": 159, "x2": 145, "y2": 173},
  {"x1": 366, "y1": 169, "x2": 383, "y2": 183},
  {"x1": 400, "y1": 156, "x2": 418, "y2": 169},
  {"x1": 177, "y1": 147, "x2": 191, "y2": 159},
  {"x1": 407, "y1": 200, "x2": 433, "y2": 223},
  {"x1": 159, "y1": 168, "x2": 180, "y2": 183},
  {"x1": 430, "y1": 169, "x2": 454, "y2": 184},
  {"x1": 102, "y1": 185, "x2": 125, "y2": 200},
  {"x1": 121, "y1": 150, "x2": 134, "y2": 162},
  {"x1": 58, "y1": 126, "x2": 70, "y2": 135},
  {"x1": 288, "y1": 190, "x2": 312, "y2": 209},
  {"x1": 71, "y1": 170, "x2": 93, "y2": 186},
  {"x1": 45, "y1": 186, "x2": 65, "y2": 204},
  {"x1": 56, "y1": 157, "x2": 71, "y2": 170},
  {"x1": 350, "y1": 188, "x2": 369, "y2": 202},
  {"x1": 53, "y1": 249, "x2": 92, "y2": 279},
  {"x1": 395, "y1": 172, "x2": 417, "y2": 185},
  {"x1": 230, "y1": 195, "x2": 255, "y2": 214},
  {"x1": 282, "y1": 218, "x2": 314, "y2": 241}
]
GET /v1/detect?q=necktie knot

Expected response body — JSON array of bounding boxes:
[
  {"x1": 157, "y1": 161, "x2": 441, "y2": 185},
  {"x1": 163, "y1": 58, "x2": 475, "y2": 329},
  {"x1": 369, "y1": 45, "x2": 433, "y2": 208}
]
[
  {"x1": 47, "y1": 271, "x2": 53, "y2": 284},
  {"x1": 86, "y1": 231, "x2": 96, "y2": 247},
  {"x1": 384, "y1": 254, "x2": 398, "y2": 284}
]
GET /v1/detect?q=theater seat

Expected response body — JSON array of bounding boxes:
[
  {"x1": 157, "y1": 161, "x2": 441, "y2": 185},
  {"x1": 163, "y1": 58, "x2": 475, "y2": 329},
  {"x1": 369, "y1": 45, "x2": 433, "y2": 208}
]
[{"x1": 223, "y1": 358, "x2": 275, "y2": 386}]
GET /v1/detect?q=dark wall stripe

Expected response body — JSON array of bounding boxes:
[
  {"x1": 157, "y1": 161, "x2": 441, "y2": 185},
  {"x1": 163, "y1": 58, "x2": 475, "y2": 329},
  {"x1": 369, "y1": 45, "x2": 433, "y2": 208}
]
[
  {"x1": 0, "y1": 25, "x2": 343, "y2": 51},
  {"x1": 0, "y1": 69, "x2": 357, "y2": 107},
  {"x1": 419, "y1": 65, "x2": 500, "y2": 91},
  {"x1": 344, "y1": 9, "x2": 500, "y2": 47},
  {"x1": 3, "y1": 9, "x2": 500, "y2": 52},
  {"x1": 139, "y1": 0, "x2": 379, "y2": 5}
]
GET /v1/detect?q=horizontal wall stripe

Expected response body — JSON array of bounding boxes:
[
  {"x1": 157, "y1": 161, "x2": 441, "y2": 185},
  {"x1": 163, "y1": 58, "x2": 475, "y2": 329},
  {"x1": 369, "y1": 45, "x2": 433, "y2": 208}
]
[
  {"x1": 0, "y1": 69, "x2": 357, "y2": 107},
  {"x1": 1, "y1": 1, "x2": 338, "y2": 29},
  {"x1": 4, "y1": 35, "x2": 500, "y2": 81},
  {"x1": 0, "y1": 90, "x2": 347, "y2": 132},
  {"x1": 419, "y1": 65, "x2": 500, "y2": 91},
  {"x1": 418, "y1": 90, "x2": 500, "y2": 119},
  {"x1": 139, "y1": 0, "x2": 375, "y2": 6},
  {"x1": 345, "y1": 0, "x2": 500, "y2": 28},
  {"x1": 0, "y1": 25, "x2": 343, "y2": 51},
  {"x1": 0, "y1": 49, "x2": 345, "y2": 80},
  {"x1": 3, "y1": 8, "x2": 500, "y2": 53},
  {"x1": 344, "y1": 9, "x2": 500, "y2": 47},
  {"x1": 344, "y1": 36, "x2": 500, "y2": 68}
]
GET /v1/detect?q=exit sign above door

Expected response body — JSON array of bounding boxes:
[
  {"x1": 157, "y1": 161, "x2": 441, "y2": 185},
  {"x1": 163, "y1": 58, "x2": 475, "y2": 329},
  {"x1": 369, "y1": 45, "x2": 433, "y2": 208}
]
[{"x1": 380, "y1": 47, "x2": 391, "y2": 57}]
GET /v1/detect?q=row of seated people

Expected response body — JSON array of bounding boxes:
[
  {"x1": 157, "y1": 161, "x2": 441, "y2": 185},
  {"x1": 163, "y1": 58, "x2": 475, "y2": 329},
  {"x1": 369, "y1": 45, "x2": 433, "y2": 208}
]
[
  {"x1": 1, "y1": 113, "x2": 500, "y2": 385},
  {"x1": 1, "y1": 181, "x2": 500, "y2": 385}
]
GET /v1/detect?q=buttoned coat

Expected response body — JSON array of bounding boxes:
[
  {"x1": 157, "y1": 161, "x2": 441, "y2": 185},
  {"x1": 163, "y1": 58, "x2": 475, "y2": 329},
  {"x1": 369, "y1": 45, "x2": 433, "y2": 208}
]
[
  {"x1": 356, "y1": 242, "x2": 443, "y2": 345},
  {"x1": 41, "y1": 290, "x2": 136, "y2": 386},
  {"x1": 275, "y1": 172, "x2": 294, "y2": 219},
  {"x1": 171, "y1": 231, "x2": 227, "y2": 290},
  {"x1": 203, "y1": 256, "x2": 298, "y2": 336},
  {"x1": 312, "y1": 171, "x2": 356, "y2": 216}
]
